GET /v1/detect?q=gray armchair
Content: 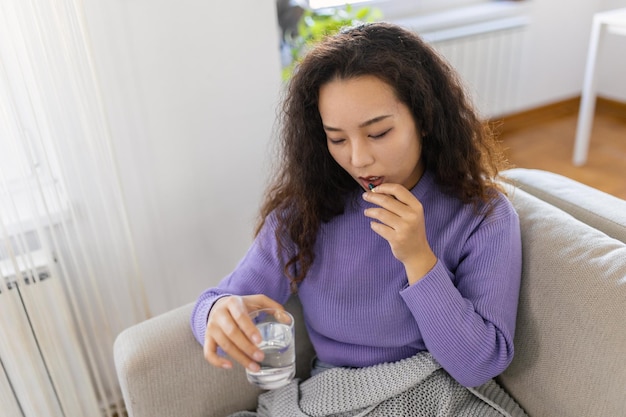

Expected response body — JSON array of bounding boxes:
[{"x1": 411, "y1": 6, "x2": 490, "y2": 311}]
[{"x1": 115, "y1": 169, "x2": 626, "y2": 417}]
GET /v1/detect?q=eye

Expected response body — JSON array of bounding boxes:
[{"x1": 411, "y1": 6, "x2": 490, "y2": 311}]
[
  {"x1": 369, "y1": 128, "x2": 392, "y2": 139},
  {"x1": 328, "y1": 138, "x2": 345, "y2": 145}
]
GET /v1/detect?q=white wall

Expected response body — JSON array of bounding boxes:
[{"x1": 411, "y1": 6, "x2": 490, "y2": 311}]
[
  {"x1": 511, "y1": 0, "x2": 626, "y2": 112},
  {"x1": 513, "y1": 1, "x2": 597, "y2": 111},
  {"x1": 83, "y1": 1, "x2": 282, "y2": 315}
]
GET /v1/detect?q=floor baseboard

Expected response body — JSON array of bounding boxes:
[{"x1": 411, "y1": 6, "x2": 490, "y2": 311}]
[
  {"x1": 493, "y1": 96, "x2": 626, "y2": 136},
  {"x1": 596, "y1": 96, "x2": 626, "y2": 119}
]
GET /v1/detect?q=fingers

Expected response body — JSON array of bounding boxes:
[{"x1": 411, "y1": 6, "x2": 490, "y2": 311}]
[
  {"x1": 362, "y1": 184, "x2": 424, "y2": 227},
  {"x1": 209, "y1": 296, "x2": 264, "y2": 370},
  {"x1": 363, "y1": 206, "x2": 401, "y2": 230},
  {"x1": 203, "y1": 295, "x2": 285, "y2": 372},
  {"x1": 206, "y1": 320, "x2": 262, "y2": 372},
  {"x1": 365, "y1": 183, "x2": 417, "y2": 208},
  {"x1": 245, "y1": 294, "x2": 285, "y2": 313},
  {"x1": 362, "y1": 183, "x2": 431, "y2": 266},
  {"x1": 204, "y1": 332, "x2": 233, "y2": 369},
  {"x1": 227, "y1": 296, "x2": 264, "y2": 346}
]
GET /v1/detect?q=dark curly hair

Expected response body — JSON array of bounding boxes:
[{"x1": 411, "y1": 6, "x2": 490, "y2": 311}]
[{"x1": 257, "y1": 22, "x2": 507, "y2": 291}]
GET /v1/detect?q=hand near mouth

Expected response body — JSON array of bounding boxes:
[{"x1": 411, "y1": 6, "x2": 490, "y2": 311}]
[{"x1": 362, "y1": 183, "x2": 437, "y2": 285}]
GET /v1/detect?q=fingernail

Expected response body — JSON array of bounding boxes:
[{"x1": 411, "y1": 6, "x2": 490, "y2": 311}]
[
  {"x1": 248, "y1": 362, "x2": 260, "y2": 372},
  {"x1": 221, "y1": 362, "x2": 232, "y2": 369},
  {"x1": 253, "y1": 351, "x2": 264, "y2": 361},
  {"x1": 252, "y1": 334, "x2": 262, "y2": 345}
]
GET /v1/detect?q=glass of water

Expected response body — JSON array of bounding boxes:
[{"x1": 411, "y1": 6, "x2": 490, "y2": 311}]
[{"x1": 246, "y1": 308, "x2": 295, "y2": 390}]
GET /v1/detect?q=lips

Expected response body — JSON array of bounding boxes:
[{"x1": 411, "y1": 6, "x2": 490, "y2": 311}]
[{"x1": 359, "y1": 176, "x2": 384, "y2": 189}]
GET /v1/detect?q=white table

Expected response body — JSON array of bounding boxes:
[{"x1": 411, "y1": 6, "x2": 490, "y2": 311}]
[{"x1": 573, "y1": 8, "x2": 626, "y2": 166}]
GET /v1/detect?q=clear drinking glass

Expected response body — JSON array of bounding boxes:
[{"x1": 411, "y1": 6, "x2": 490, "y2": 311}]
[{"x1": 245, "y1": 308, "x2": 295, "y2": 390}]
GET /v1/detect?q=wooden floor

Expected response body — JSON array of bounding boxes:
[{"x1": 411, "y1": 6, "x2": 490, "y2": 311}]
[{"x1": 495, "y1": 97, "x2": 626, "y2": 200}]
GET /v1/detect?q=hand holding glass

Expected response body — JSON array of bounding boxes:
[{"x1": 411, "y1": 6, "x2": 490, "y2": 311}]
[{"x1": 245, "y1": 308, "x2": 295, "y2": 390}]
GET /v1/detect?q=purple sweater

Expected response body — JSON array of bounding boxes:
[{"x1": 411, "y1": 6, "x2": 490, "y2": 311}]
[{"x1": 191, "y1": 170, "x2": 522, "y2": 387}]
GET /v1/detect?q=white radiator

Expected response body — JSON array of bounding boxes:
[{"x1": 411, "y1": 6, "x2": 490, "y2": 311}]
[
  {"x1": 395, "y1": 2, "x2": 530, "y2": 118},
  {"x1": 0, "y1": 265, "x2": 102, "y2": 417}
]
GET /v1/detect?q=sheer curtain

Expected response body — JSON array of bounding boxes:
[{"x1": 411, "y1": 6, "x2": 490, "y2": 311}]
[{"x1": 0, "y1": 1, "x2": 150, "y2": 416}]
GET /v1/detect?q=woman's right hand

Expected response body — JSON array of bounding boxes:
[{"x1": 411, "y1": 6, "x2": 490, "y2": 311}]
[{"x1": 203, "y1": 294, "x2": 285, "y2": 372}]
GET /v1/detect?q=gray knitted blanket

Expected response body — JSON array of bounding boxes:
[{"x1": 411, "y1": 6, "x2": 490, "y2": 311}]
[{"x1": 230, "y1": 352, "x2": 527, "y2": 417}]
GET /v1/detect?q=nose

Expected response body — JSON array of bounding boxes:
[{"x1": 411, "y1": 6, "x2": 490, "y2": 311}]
[{"x1": 350, "y1": 138, "x2": 374, "y2": 168}]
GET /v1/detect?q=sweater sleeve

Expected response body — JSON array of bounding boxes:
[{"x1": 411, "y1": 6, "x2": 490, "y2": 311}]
[
  {"x1": 400, "y1": 206, "x2": 522, "y2": 387},
  {"x1": 190, "y1": 215, "x2": 293, "y2": 346}
]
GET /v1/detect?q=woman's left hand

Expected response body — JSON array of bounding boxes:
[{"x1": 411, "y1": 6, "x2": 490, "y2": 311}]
[{"x1": 362, "y1": 183, "x2": 437, "y2": 285}]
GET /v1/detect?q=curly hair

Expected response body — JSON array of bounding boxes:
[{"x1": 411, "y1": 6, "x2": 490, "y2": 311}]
[{"x1": 256, "y1": 22, "x2": 507, "y2": 291}]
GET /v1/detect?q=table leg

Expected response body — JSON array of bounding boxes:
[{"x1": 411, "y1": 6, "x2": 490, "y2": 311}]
[{"x1": 573, "y1": 16, "x2": 605, "y2": 166}]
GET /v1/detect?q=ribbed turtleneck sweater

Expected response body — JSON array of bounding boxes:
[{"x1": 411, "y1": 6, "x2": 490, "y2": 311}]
[{"x1": 191, "y1": 170, "x2": 522, "y2": 387}]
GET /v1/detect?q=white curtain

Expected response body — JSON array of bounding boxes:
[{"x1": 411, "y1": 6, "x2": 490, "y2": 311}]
[{"x1": 0, "y1": 1, "x2": 150, "y2": 416}]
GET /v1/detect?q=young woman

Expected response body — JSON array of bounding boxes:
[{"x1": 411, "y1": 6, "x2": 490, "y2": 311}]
[{"x1": 191, "y1": 22, "x2": 522, "y2": 390}]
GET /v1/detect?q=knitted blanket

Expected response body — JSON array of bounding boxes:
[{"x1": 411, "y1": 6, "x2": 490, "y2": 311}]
[{"x1": 230, "y1": 352, "x2": 527, "y2": 417}]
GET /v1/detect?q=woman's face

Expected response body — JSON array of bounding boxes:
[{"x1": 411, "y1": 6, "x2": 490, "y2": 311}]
[{"x1": 318, "y1": 75, "x2": 424, "y2": 191}]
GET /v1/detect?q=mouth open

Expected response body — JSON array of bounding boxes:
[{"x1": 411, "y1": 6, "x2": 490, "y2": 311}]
[{"x1": 359, "y1": 176, "x2": 384, "y2": 190}]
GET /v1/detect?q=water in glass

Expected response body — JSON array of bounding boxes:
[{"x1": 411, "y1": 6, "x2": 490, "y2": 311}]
[{"x1": 246, "y1": 321, "x2": 295, "y2": 390}]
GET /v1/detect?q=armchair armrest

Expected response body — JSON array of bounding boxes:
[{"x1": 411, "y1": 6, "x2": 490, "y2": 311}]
[{"x1": 114, "y1": 297, "x2": 314, "y2": 417}]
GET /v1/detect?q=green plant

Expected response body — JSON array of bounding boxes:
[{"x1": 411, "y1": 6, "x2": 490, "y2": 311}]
[{"x1": 282, "y1": 4, "x2": 382, "y2": 80}]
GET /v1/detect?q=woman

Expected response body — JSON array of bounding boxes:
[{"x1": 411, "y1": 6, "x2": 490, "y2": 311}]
[{"x1": 191, "y1": 22, "x2": 522, "y2": 393}]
